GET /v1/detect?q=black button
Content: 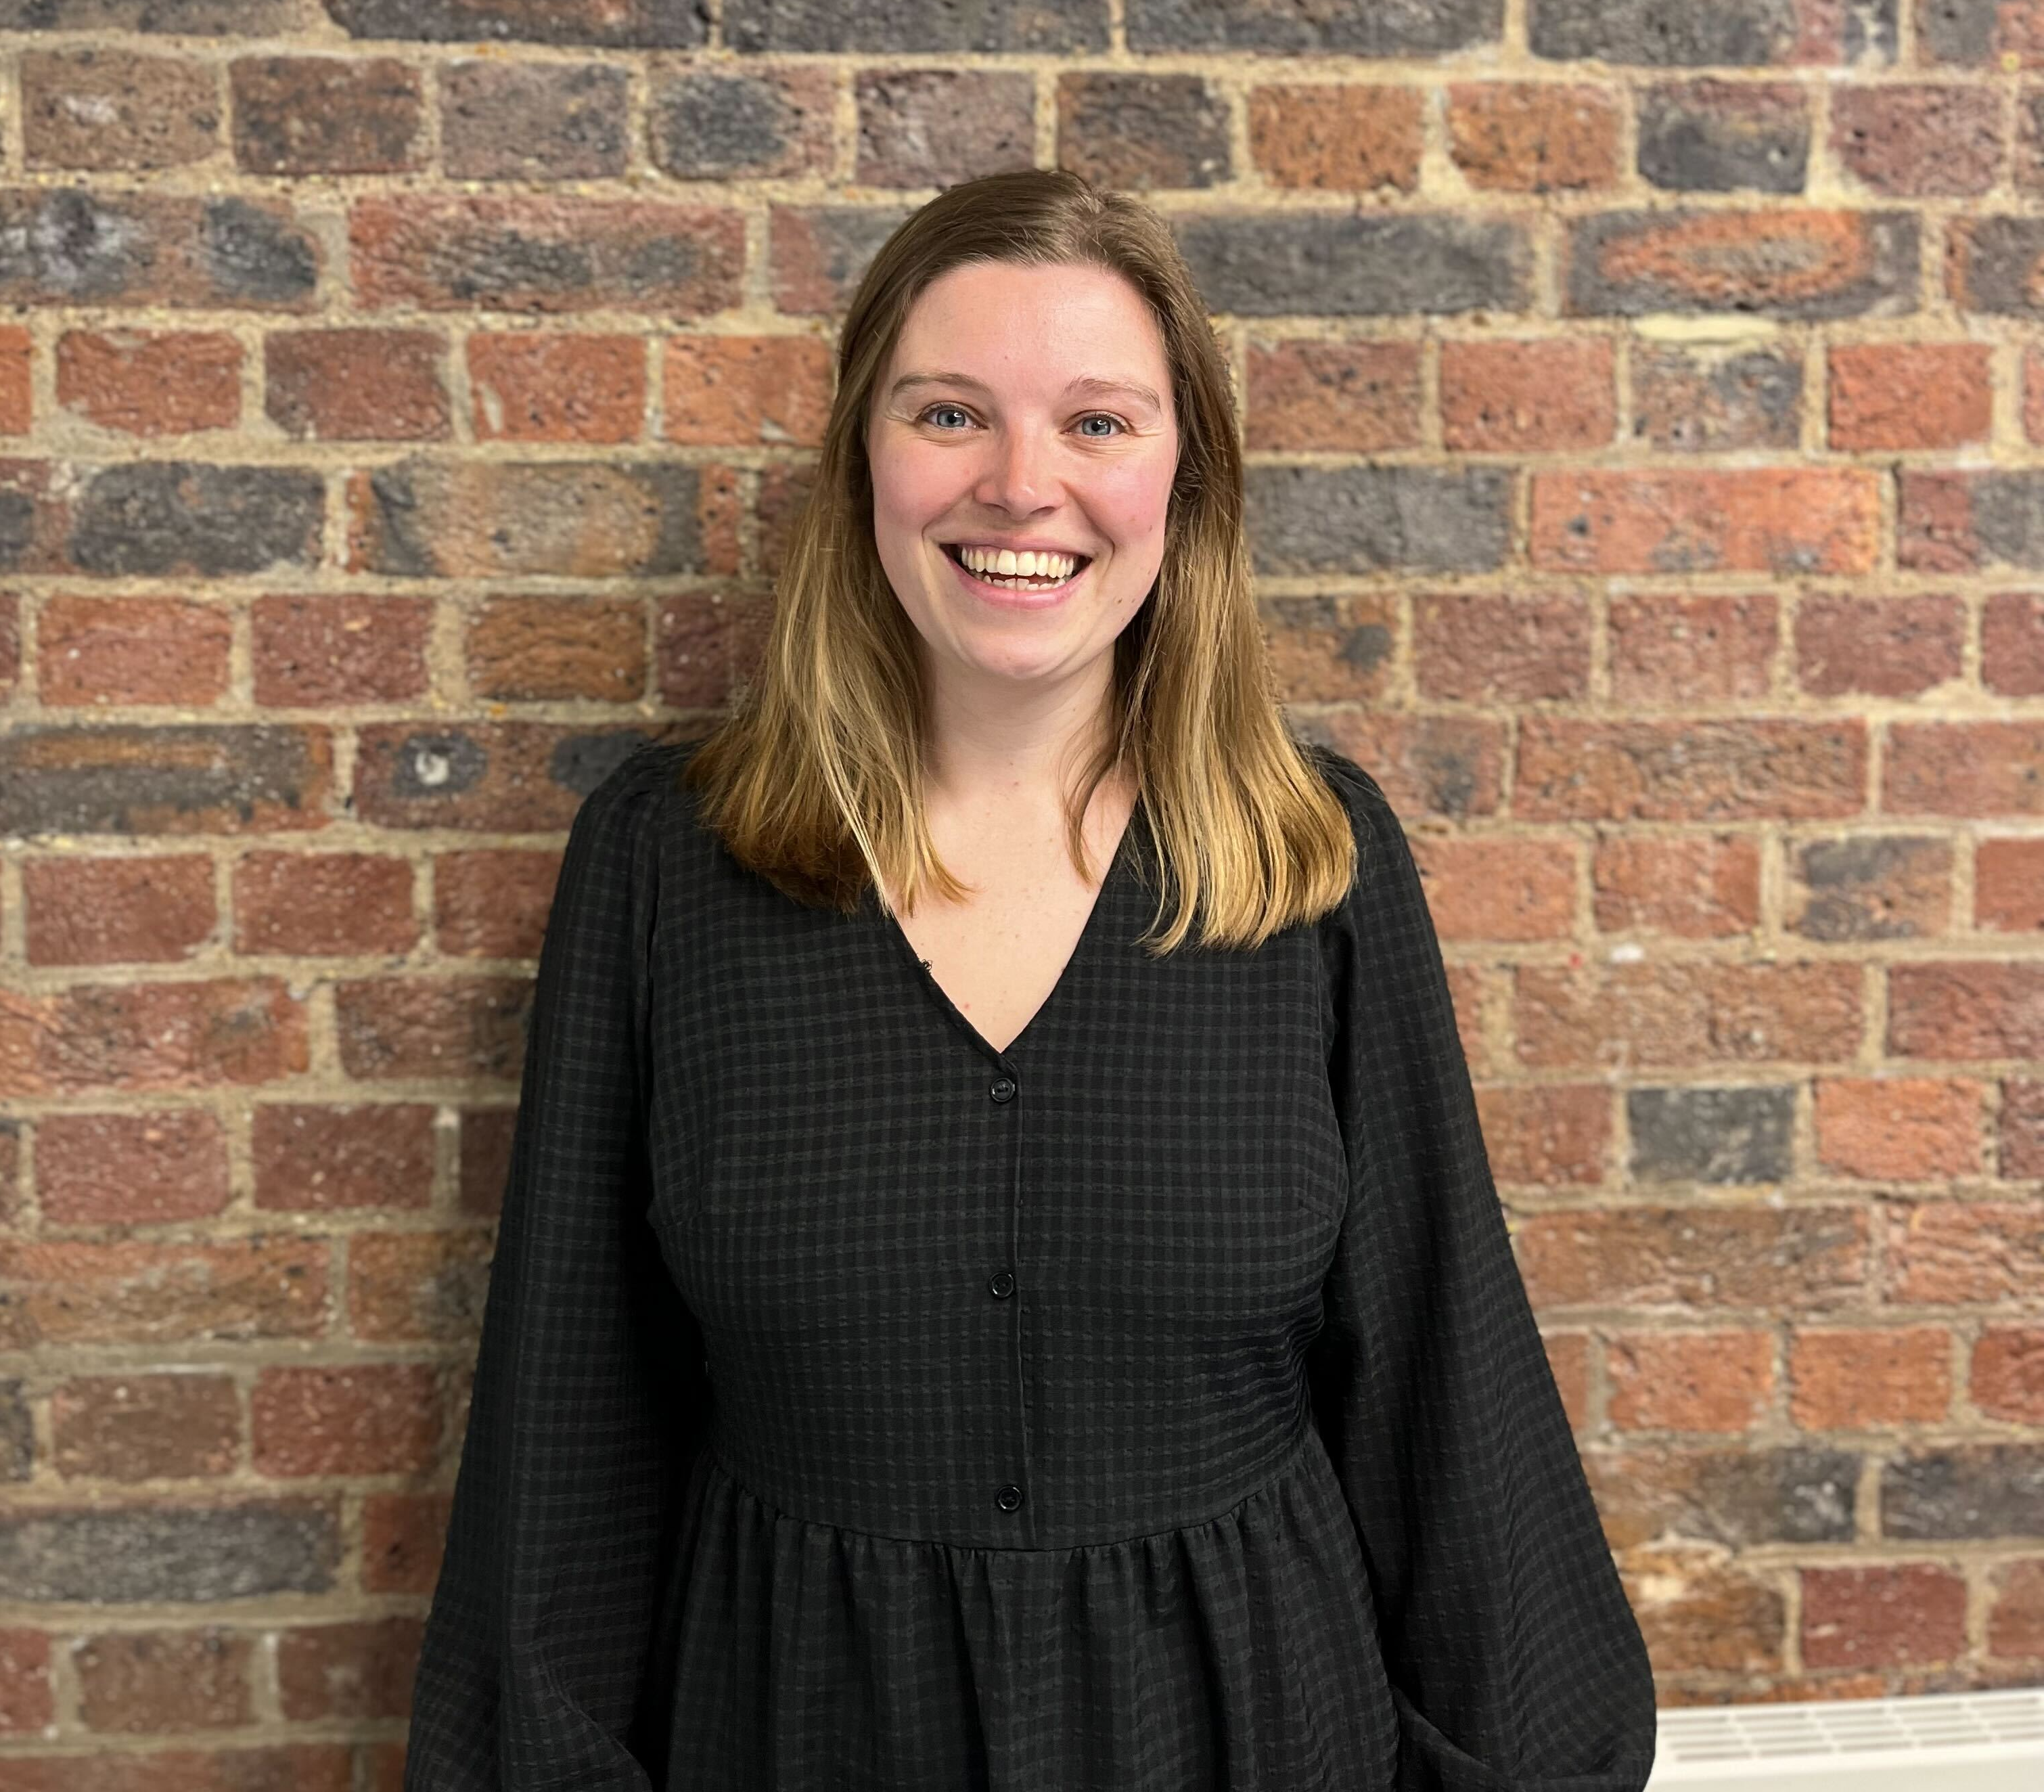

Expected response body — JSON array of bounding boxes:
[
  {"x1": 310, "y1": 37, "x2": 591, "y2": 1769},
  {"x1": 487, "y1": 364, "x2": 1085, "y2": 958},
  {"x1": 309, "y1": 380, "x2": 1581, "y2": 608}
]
[
  {"x1": 989, "y1": 1077, "x2": 1016, "y2": 1103},
  {"x1": 988, "y1": 1270, "x2": 1015, "y2": 1299},
  {"x1": 995, "y1": 1483, "x2": 1023, "y2": 1512}
]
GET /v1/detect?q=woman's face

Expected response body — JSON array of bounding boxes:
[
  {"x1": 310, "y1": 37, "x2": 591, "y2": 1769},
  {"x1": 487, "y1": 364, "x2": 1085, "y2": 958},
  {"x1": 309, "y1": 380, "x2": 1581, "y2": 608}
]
[{"x1": 865, "y1": 259, "x2": 1179, "y2": 708}]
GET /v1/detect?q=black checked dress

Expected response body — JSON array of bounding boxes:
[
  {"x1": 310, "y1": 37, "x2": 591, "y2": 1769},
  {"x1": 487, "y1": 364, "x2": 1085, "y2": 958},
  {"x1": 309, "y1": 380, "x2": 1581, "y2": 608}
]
[{"x1": 402, "y1": 736, "x2": 1658, "y2": 1791}]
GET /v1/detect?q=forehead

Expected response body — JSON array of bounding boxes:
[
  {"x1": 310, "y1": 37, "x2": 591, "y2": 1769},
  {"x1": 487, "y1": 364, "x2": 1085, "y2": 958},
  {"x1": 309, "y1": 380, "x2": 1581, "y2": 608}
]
[{"x1": 884, "y1": 261, "x2": 1172, "y2": 393}]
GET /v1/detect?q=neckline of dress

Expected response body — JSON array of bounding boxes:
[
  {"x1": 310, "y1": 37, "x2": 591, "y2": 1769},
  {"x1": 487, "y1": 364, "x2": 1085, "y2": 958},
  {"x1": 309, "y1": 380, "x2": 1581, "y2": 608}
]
[{"x1": 878, "y1": 790, "x2": 1149, "y2": 1069}]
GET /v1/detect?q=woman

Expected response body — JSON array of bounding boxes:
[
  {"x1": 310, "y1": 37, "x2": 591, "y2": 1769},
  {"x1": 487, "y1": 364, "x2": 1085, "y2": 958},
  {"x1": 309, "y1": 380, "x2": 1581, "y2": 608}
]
[{"x1": 403, "y1": 168, "x2": 1657, "y2": 1791}]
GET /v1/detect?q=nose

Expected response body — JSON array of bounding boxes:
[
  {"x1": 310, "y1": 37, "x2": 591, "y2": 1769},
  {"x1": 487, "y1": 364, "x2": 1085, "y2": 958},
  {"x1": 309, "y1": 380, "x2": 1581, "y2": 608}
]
[{"x1": 973, "y1": 418, "x2": 1056, "y2": 517}]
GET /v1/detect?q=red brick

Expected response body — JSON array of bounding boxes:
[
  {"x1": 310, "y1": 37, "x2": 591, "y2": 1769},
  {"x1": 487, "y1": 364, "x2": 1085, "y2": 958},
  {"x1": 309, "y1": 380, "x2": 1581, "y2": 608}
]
[
  {"x1": 1977, "y1": 838, "x2": 2044, "y2": 931},
  {"x1": 1515, "y1": 1205, "x2": 1867, "y2": 1311},
  {"x1": 1608, "y1": 1330, "x2": 1773, "y2": 1433},
  {"x1": 1831, "y1": 85, "x2": 2004, "y2": 197},
  {"x1": 1828, "y1": 343, "x2": 1992, "y2": 449},
  {"x1": 73, "y1": 1628, "x2": 252, "y2": 1733},
  {"x1": 51, "y1": 1372, "x2": 240, "y2": 1481},
  {"x1": 661, "y1": 334, "x2": 832, "y2": 449},
  {"x1": 0, "y1": 1628, "x2": 52, "y2": 1734},
  {"x1": 1790, "y1": 1326, "x2": 1954, "y2": 1428},
  {"x1": 1629, "y1": 341, "x2": 1802, "y2": 453},
  {"x1": 1788, "y1": 832, "x2": 1952, "y2": 943},
  {"x1": 1248, "y1": 84, "x2": 1422, "y2": 191},
  {"x1": 250, "y1": 1364, "x2": 442, "y2": 1479},
  {"x1": 1543, "y1": 1330, "x2": 1591, "y2": 1432},
  {"x1": 0, "y1": 977, "x2": 309, "y2": 1100},
  {"x1": 37, "y1": 1108, "x2": 229, "y2": 1226},
  {"x1": 251, "y1": 593, "x2": 432, "y2": 708},
  {"x1": 1446, "y1": 82, "x2": 1620, "y2": 192},
  {"x1": 1887, "y1": 1200, "x2": 2044, "y2": 1305},
  {"x1": 361, "y1": 1491, "x2": 451, "y2": 1594},
  {"x1": 1988, "y1": 1559, "x2": 2044, "y2": 1660},
  {"x1": 0, "y1": 1745, "x2": 350, "y2": 1792},
  {"x1": 469, "y1": 332, "x2": 645, "y2": 444},
  {"x1": 36, "y1": 595, "x2": 231, "y2": 708},
  {"x1": 432, "y1": 848, "x2": 558, "y2": 960},
  {"x1": 1815, "y1": 1077, "x2": 1984, "y2": 1182},
  {"x1": 0, "y1": 1237, "x2": 328, "y2": 1349},
  {"x1": 1530, "y1": 469, "x2": 1881, "y2": 574},
  {"x1": 231, "y1": 55, "x2": 422, "y2": 176},
  {"x1": 1472, "y1": 1084, "x2": 1609, "y2": 1187},
  {"x1": 275, "y1": 1616, "x2": 422, "y2": 1720},
  {"x1": 1413, "y1": 589, "x2": 1590, "y2": 703},
  {"x1": 1242, "y1": 338, "x2": 1422, "y2": 452},
  {"x1": 231, "y1": 852, "x2": 417, "y2": 956},
  {"x1": 1440, "y1": 337, "x2": 1614, "y2": 451},
  {"x1": 1407, "y1": 834, "x2": 1576, "y2": 942},
  {"x1": 1982, "y1": 589, "x2": 2044, "y2": 694},
  {"x1": 1514, "y1": 960, "x2": 1863, "y2": 1071},
  {"x1": 266, "y1": 327, "x2": 447, "y2": 442},
  {"x1": 465, "y1": 594, "x2": 648, "y2": 702},
  {"x1": 1593, "y1": 834, "x2": 1761, "y2": 938},
  {"x1": 1516, "y1": 719, "x2": 1865, "y2": 822},
  {"x1": 56, "y1": 330, "x2": 240, "y2": 435},
  {"x1": 332, "y1": 975, "x2": 527, "y2": 1084},
  {"x1": 0, "y1": 326, "x2": 29, "y2": 434},
  {"x1": 1607, "y1": 593, "x2": 1777, "y2": 706},
  {"x1": 346, "y1": 1230, "x2": 493, "y2": 1343},
  {"x1": 1802, "y1": 1565, "x2": 1967, "y2": 1670},
  {"x1": 657, "y1": 584, "x2": 771, "y2": 711},
  {"x1": 2003, "y1": 1080, "x2": 2044, "y2": 1179},
  {"x1": 1973, "y1": 1327, "x2": 2044, "y2": 1424},
  {"x1": 1622, "y1": 1547, "x2": 1786, "y2": 1678},
  {"x1": 1889, "y1": 961, "x2": 2044, "y2": 1060},
  {"x1": 1887, "y1": 722, "x2": 2044, "y2": 817},
  {"x1": 251, "y1": 1103, "x2": 436, "y2": 1214},
  {"x1": 1264, "y1": 591, "x2": 1397, "y2": 705},
  {"x1": 1315, "y1": 713, "x2": 1508, "y2": 822},
  {"x1": 1795, "y1": 592, "x2": 1964, "y2": 697},
  {"x1": 21, "y1": 853, "x2": 215, "y2": 966}
]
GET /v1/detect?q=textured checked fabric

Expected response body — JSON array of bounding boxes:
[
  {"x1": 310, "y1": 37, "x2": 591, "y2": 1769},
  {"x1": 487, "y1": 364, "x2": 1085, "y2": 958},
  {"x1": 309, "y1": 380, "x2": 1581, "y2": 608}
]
[{"x1": 402, "y1": 736, "x2": 1658, "y2": 1791}]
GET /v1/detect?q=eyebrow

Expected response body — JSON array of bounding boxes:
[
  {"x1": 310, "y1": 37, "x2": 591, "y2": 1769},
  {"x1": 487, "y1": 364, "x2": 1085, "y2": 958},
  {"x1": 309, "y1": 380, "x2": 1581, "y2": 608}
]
[{"x1": 885, "y1": 370, "x2": 1164, "y2": 413}]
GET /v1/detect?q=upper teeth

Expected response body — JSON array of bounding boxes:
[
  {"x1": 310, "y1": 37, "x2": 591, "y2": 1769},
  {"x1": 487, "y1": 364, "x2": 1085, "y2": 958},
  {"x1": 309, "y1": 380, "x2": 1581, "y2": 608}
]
[{"x1": 957, "y1": 545, "x2": 1079, "y2": 579}]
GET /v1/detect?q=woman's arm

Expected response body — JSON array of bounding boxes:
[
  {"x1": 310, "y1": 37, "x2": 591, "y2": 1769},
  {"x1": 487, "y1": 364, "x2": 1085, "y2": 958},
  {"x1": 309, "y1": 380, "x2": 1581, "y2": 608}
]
[
  {"x1": 1306, "y1": 747, "x2": 1658, "y2": 1792},
  {"x1": 405, "y1": 744, "x2": 708, "y2": 1791}
]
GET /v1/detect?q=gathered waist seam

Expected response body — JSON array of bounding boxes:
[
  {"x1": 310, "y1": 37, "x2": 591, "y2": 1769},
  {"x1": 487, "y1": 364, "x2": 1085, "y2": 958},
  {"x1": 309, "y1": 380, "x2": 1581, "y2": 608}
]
[{"x1": 702, "y1": 1421, "x2": 1320, "y2": 1556}]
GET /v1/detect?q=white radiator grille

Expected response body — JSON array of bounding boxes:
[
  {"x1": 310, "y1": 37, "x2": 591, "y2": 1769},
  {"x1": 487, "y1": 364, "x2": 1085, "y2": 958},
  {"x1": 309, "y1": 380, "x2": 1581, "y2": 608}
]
[{"x1": 1645, "y1": 1688, "x2": 2044, "y2": 1788}]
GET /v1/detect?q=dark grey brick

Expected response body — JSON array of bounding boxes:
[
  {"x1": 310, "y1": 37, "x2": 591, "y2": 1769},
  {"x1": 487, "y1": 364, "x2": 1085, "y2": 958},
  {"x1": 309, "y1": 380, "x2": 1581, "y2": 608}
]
[
  {"x1": 68, "y1": 463, "x2": 323, "y2": 577},
  {"x1": 1884, "y1": 1445, "x2": 2044, "y2": 1540},
  {"x1": 855, "y1": 70, "x2": 1036, "y2": 189},
  {"x1": 1628, "y1": 1086, "x2": 1796, "y2": 1185},
  {"x1": 0, "y1": 0, "x2": 296, "y2": 24},
  {"x1": 326, "y1": 0, "x2": 707, "y2": 46},
  {"x1": 1637, "y1": 81, "x2": 1809, "y2": 194},
  {"x1": 1058, "y1": 73, "x2": 1232, "y2": 191},
  {"x1": 1968, "y1": 472, "x2": 2044, "y2": 568},
  {"x1": 1176, "y1": 213, "x2": 1529, "y2": 317},
  {"x1": 0, "y1": 1379, "x2": 30, "y2": 1481},
  {"x1": 200, "y1": 196, "x2": 320, "y2": 304},
  {"x1": 440, "y1": 61, "x2": 628, "y2": 181},
  {"x1": 1246, "y1": 466, "x2": 1511, "y2": 577},
  {"x1": 1532, "y1": 0, "x2": 1802, "y2": 63},
  {"x1": 1953, "y1": 216, "x2": 2044, "y2": 315},
  {"x1": 1917, "y1": 0, "x2": 1997, "y2": 64},
  {"x1": 0, "y1": 1501, "x2": 340, "y2": 1601},
  {"x1": 725, "y1": 0, "x2": 1105, "y2": 53},
  {"x1": 1127, "y1": 0, "x2": 1500, "y2": 54},
  {"x1": 1631, "y1": 345, "x2": 1802, "y2": 452},
  {"x1": 652, "y1": 69, "x2": 831, "y2": 180},
  {"x1": 0, "y1": 723, "x2": 325, "y2": 836},
  {"x1": 1794, "y1": 836, "x2": 1944, "y2": 942},
  {"x1": 1566, "y1": 209, "x2": 1917, "y2": 319},
  {"x1": 1618, "y1": 1446, "x2": 1862, "y2": 1547}
]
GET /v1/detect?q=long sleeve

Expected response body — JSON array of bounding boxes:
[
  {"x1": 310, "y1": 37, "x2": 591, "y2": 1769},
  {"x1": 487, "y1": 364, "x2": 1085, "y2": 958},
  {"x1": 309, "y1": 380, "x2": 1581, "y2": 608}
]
[
  {"x1": 1304, "y1": 747, "x2": 1657, "y2": 1792},
  {"x1": 405, "y1": 744, "x2": 709, "y2": 1791}
]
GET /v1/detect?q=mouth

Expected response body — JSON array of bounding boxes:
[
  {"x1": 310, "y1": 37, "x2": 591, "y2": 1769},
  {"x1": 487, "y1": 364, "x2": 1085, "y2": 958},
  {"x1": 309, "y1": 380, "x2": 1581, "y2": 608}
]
[{"x1": 938, "y1": 541, "x2": 1094, "y2": 602}]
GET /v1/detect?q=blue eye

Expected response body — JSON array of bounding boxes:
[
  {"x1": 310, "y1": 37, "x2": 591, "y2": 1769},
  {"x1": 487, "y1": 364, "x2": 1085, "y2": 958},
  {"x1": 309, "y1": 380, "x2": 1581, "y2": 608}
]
[
  {"x1": 920, "y1": 404, "x2": 972, "y2": 429},
  {"x1": 912, "y1": 404, "x2": 1128, "y2": 438},
  {"x1": 1077, "y1": 413, "x2": 1125, "y2": 437}
]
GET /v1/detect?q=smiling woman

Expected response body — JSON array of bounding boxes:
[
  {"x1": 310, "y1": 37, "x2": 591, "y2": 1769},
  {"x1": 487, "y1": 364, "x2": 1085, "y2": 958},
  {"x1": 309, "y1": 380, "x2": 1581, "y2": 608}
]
[{"x1": 401, "y1": 168, "x2": 1658, "y2": 1792}]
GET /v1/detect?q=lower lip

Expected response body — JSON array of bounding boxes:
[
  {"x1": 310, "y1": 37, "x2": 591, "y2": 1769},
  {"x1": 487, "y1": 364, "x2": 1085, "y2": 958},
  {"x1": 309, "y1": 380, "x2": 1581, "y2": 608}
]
[{"x1": 942, "y1": 550, "x2": 1089, "y2": 610}]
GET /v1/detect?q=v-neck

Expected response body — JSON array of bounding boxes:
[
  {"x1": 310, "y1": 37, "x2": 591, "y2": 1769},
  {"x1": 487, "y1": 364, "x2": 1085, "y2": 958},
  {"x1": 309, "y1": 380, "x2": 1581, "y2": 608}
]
[{"x1": 877, "y1": 793, "x2": 1147, "y2": 1069}]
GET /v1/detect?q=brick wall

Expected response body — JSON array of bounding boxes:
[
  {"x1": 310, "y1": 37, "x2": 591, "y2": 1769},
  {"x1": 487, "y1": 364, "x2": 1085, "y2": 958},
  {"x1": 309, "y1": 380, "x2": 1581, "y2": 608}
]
[{"x1": 0, "y1": 0, "x2": 2040, "y2": 1782}]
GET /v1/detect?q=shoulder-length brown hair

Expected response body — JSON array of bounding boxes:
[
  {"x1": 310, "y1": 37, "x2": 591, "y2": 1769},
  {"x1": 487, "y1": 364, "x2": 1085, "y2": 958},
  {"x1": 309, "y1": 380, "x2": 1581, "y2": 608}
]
[{"x1": 675, "y1": 166, "x2": 1359, "y2": 955}]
